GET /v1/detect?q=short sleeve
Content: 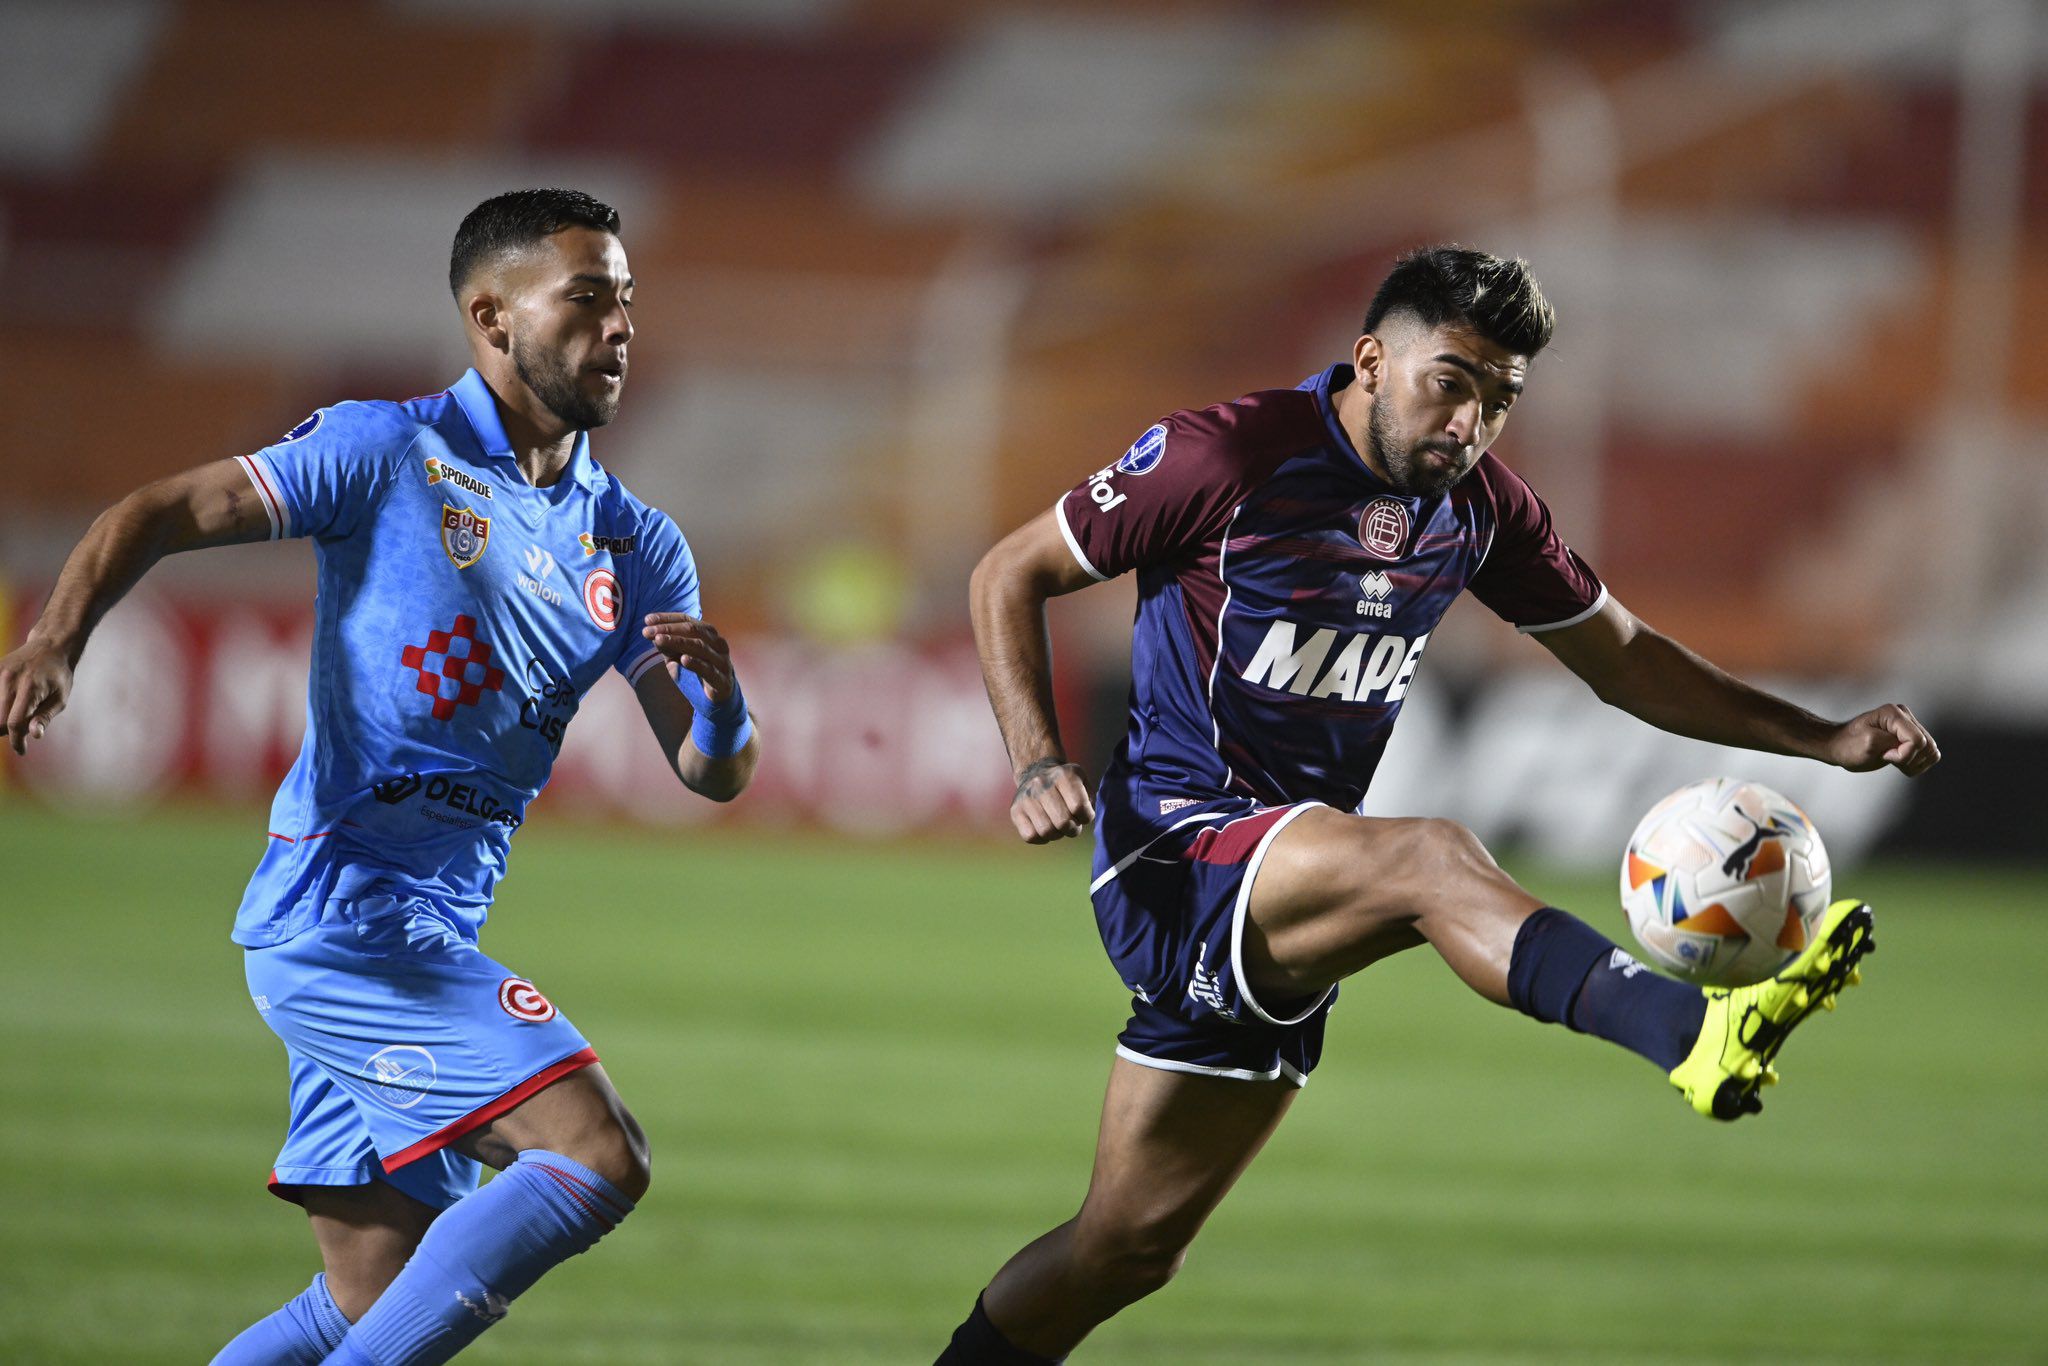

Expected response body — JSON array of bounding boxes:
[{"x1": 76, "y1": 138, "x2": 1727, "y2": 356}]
[
  {"x1": 236, "y1": 402, "x2": 417, "y2": 542},
  {"x1": 1054, "y1": 416, "x2": 1252, "y2": 580},
  {"x1": 1466, "y1": 455, "x2": 1608, "y2": 633},
  {"x1": 614, "y1": 509, "x2": 702, "y2": 686}
]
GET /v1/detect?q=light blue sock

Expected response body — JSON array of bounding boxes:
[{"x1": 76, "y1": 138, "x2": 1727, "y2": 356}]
[
  {"x1": 327, "y1": 1150, "x2": 633, "y2": 1366},
  {"x1": 211, "y1": 1272, "x2": 351, "y2": 1364}
]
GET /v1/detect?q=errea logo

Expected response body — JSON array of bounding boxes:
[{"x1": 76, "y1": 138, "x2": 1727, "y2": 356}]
[{"x1": 1356, "y1": 570, "x2": 1395, "y2": 620}]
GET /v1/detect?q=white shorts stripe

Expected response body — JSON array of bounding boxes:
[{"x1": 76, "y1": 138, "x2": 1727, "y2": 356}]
[
  {"x1": 1228, "y1": 801, "x2": 1335, "y2": 1027},
  {"x1": 1089, "y1": 808, "x2": 1230, "y2": 895},
  {"x1": 1113, "y1": 1044, "x2": 1308, "y2": 1088}
]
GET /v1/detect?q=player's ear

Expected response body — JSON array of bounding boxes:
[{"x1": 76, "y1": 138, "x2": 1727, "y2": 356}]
[
  {"x1": 1354, "y1": 333, "x2": 1386, "y2": 393},
  {"x1": 465, "y1": 289, "x2": 511, "y2": 354}
]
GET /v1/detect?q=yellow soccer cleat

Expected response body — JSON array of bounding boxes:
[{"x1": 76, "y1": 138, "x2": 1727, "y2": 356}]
[{"x1": 1669, "y1": 898, "x2": 1875, "y2": 1121}]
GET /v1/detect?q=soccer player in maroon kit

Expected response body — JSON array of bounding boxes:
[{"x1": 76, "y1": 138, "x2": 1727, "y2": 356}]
[{"x1": 936, "y1": 247, "x2": 1940, "y2": 1363}]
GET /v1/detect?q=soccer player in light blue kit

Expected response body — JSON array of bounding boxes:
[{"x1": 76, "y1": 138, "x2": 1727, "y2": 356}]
[{"x1": 0, "y1": 190, "x2": 756, "y2": 1363}]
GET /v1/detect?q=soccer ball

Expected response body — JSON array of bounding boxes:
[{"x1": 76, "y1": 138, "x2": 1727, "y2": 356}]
[{"x1": 1619, "y1": 777, "x2": 1832, "y2": 988}]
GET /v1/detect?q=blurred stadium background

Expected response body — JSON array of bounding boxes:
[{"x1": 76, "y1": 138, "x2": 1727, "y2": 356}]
[{"x1": 1, "y1": 0, "x2": 2043, "y2": 1362}]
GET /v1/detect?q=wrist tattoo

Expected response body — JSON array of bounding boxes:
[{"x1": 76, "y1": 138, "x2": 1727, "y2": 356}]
[{"x1": 1014, "y1": 757, "x2": 1064, "y2": 800}]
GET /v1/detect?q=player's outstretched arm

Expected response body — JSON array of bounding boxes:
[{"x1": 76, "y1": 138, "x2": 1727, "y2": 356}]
[
  {"x1": 969, "y1": 508, "x2": 1101, "y2": 843},
  {"x1": 632, "y1": 613, "x2": 759, "y2": 802},
  {"x1": 1535, "y1": 596, "x2": 1941, "y2": 777},
  {"x1": 1, "y1": 459, "x2": 274, "y2": 754}
]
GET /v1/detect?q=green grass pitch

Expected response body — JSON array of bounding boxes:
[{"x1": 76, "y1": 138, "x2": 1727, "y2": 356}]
[{"x1": 1, "y1": 800, "x2": 2042, "y2": 1364}]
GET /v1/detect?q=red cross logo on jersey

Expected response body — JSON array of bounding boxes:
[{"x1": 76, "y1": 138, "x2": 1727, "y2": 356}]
[
  {"x1": 1359, "y1": 498, "x2": 1411, "y2": 560},
  {"x1": 399, "y1": 615, "x2": 507, "y2": 720}
]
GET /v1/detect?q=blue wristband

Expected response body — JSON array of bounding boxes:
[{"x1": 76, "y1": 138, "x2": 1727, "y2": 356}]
[{"x1": 675, "y1": 668, "x2": 752, "y2": 758}]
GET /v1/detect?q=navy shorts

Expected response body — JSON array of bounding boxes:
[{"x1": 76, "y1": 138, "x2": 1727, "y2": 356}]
[
  {"x1": 243, "y1": 892, "x2": 596, "y2": 1210},
  {"x1": 1091, "y1": 799, "x2": 1334, "y2": 1087}
]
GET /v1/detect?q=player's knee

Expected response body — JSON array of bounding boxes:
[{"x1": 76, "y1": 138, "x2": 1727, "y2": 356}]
[
  {"x1": 1400, "y1": 817, "x2": 1499, "y2": 886},
  {"x1": 563, "y1": 1109, "x2": 652, "y2": 1202},
  {"x1": 601, "y1": 1113, "x2": 653, "y2": 1202},
  {"x1": 1071, "y1": 1218, "x2": 1193, "y2": 1304}
]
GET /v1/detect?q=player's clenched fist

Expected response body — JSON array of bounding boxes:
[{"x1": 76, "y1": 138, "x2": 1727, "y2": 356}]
[
  {"x1": 0, "y1": 639, "x2": 74, "y2": 756},
  {"x1": 1011, "y1": 758, "x2": 1094, "y2": 844},
  {"x1": 1824, "y1": 702, "x2": 1941, "y2": 777},
  {"x1": 641, "y1": 612, "x2": 737, "y2": 701}
]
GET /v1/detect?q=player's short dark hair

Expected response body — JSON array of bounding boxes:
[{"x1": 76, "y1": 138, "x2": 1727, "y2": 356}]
[
  {"x1": 448, "y1": 188, "x2": 622, "y2": 298},
  {"x1": 1363, "y1": 245, "x2": 1554, "y2": 356}
]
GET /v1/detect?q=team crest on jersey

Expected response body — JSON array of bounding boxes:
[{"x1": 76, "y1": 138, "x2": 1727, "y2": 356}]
[
  {"x1": 582, "y1": 568, "x2": 621, "y2": 631},
  {"x1": 280, "y1": 411, "x2": 323, "y2": 443},
  {"x1": 1115, "y1": 423, "x2": 1169, "y2": 475},
  {"x1": 1359, "y1": 498, "x2": 1411, "y2": 560},
  {"x1": 441, "y1": 505, "x2": 492, "y2": 569}
]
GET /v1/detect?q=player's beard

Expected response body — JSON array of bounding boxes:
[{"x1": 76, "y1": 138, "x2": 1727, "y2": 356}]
[
  {"x1": 513, "y1": 335, "x2": 620, "y2": 431},
  {"x1": 1366, "y1": 399, "x2": 1473, "y2": 496}
]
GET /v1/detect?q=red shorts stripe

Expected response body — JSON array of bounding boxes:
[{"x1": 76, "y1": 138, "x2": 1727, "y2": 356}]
[
  {"x1": 1185, "y1": 806, "x2": 1299, "y2": 867},
  {"x1": 380, "y1": 1047, "x2": 600, "y2": 1173}
]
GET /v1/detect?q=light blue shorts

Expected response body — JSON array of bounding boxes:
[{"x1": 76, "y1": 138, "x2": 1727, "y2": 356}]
[{"x1": 243, "y1": 894, "x2": 595, "y2": 1211}]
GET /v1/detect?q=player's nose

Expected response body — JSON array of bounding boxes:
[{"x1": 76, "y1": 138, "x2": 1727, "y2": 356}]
[
  {"x1": 606, "y1": 303, "x2": 633, "y2": 345},
  {"x1": 1445, "y1": 401, "x2": 1480, "y2": 445}
]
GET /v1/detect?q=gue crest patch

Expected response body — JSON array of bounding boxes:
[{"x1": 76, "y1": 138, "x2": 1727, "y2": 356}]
[{"x1": 441, "y1": 504, "x2": 491, "y2": 569}]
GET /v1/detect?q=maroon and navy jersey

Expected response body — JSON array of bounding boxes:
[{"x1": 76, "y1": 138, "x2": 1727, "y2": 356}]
[{"x1": 1057, "y1": 364, "x2": 1606, "y2": 862}]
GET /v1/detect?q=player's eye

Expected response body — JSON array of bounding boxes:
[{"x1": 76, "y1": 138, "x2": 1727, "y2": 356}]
[
  {"x1": 1487, "y1": 400, "x2": 1511, "y2": 418},
  {"x1": 1436, "y1": 377, "x2": 1460, "y2": 395}
]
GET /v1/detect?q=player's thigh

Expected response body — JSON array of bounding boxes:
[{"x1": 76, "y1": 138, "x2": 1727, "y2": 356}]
[
  {"x1": 1073, "y1": 1056, "x2": 1297, "y2": 1260},
  {"x1": 1242, "y1": 806, "x2": 1532, "y2": 996},
  {"x1": 454, "y1": 1062, "x2": 648, "y2": 1191},
  {"x1": 299, "y1": 1179, "x2": 441, "y2": 1320}
]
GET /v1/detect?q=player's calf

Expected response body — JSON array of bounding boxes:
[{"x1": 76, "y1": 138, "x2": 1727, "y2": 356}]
[
  {"x1": 940, "y1": 1213, "x2": 1191, "y2": 1365},
  {"x1": 325, "y1": 1148, "x2": 637, "y2": 1365}
]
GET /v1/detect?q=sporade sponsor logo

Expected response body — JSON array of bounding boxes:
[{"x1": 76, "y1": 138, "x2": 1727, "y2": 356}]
[
  {"x1": 577, "y1": 532, "x2": 637, "y2": 556},
  {"x1": 424, "y1": 456, "x2": 493, "y2": 499},
  {"x1": 368, "y1": 771, "x2": 523, "y2": 830}
]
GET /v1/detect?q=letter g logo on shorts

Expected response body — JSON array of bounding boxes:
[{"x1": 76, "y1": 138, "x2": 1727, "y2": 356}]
[{"x1": 499, "y1": 977, "x2": 558, "y2": 1023}]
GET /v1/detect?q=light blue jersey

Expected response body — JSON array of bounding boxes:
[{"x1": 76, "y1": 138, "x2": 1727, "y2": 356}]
[{"x1": 231, "y1": 368, "x2": 698, "y2": 947}]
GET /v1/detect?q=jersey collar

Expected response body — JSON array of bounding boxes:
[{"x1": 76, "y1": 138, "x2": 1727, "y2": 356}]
[
  {"x1": 1304, "y1": 363, "x2": 1408, "y2": 499},
  {"x1": 450, "y1": 368, "x2": 603, "y2": 492}
]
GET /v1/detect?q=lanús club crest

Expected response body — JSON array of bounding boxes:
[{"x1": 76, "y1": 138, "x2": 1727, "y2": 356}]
[
  {"x1": 441, "y1": 504, "x2": 491, "y2": 569},
  {"x1": 1358, "y1": 497, "x2": 1411, "y2": 561}
]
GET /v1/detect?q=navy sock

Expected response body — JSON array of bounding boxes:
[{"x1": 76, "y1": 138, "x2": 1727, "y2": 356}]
[
  {"x1": 211, "y1": 1272, "x2": 351, "y2": 1364},
  {"x1": 1507, "y1": 907, "x2": 1707, "y2": 1073},
  {"x1": 935, "y1": 1294, "x2": 1063, "y2": 1365}
]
